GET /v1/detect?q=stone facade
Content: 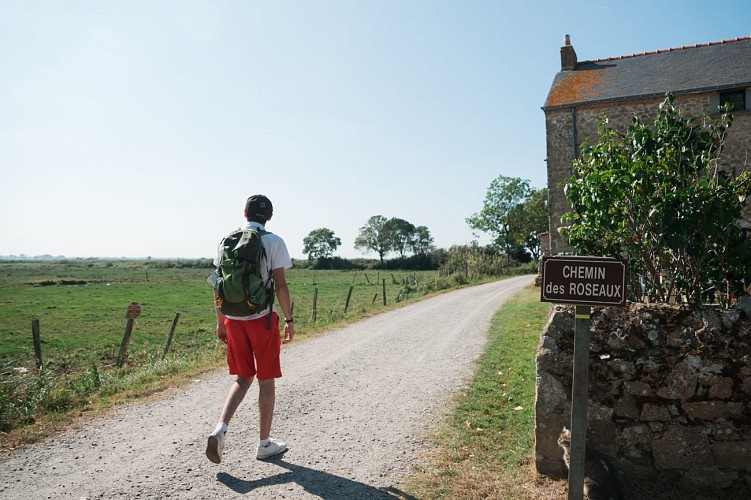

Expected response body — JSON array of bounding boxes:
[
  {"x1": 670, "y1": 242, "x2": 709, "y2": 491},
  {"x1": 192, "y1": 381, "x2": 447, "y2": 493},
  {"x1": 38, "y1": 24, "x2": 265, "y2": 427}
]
[{"x1": 535, "y1": 302, "x2": 751, "y2": 495}]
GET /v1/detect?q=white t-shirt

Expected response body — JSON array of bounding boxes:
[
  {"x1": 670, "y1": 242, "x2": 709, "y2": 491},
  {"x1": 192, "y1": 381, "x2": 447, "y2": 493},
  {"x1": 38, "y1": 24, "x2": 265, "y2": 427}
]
[{"x1": 214, "y1": 221, "x2": 293, "y2": 321}]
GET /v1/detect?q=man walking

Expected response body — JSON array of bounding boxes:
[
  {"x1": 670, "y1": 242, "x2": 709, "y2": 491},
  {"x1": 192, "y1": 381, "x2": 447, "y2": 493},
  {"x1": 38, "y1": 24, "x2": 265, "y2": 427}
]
[{"x1": 206, "y1": 194, "x2": 295, "y2": 464}]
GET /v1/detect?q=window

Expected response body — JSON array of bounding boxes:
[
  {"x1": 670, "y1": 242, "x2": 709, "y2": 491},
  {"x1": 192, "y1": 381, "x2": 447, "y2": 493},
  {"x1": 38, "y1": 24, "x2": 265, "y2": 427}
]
[{"x1": 719, "y1": 90, "x2": 746, "y2": 111}]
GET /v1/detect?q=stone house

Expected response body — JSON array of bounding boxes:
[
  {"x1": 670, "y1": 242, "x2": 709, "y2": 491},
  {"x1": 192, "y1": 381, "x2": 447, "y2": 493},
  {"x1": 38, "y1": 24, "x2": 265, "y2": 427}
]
[
  {"x1": 543, "y1": 35, "x2": 751, "y2": 256},
  {"x1": 536, "y1": 36, "x2": 751, "y2": 496}
]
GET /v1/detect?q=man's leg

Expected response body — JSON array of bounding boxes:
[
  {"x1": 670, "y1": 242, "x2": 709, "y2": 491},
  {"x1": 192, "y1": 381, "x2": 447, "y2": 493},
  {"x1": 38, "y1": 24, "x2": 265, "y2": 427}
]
[
  {"x1": 220, "y1": 376, "x2": 254, "y2": 424},
  {"x1": 257, "y1": 378, "x2": 275, "y2": 440},
  {"x1": 207, "y1": 376, "x2": 253, "y2": 464}
]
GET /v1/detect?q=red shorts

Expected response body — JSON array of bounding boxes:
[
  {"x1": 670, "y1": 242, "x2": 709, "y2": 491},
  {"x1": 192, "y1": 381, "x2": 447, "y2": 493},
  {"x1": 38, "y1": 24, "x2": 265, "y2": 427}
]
[{"x1": 224, "y1": 313, "x2": 282, "y2": 380}]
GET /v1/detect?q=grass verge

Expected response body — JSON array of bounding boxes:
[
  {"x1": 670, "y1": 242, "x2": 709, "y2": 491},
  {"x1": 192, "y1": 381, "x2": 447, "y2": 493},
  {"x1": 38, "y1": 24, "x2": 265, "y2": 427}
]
[{"x1": 403, "y1": 284, "x2": 566, "y2": 499}]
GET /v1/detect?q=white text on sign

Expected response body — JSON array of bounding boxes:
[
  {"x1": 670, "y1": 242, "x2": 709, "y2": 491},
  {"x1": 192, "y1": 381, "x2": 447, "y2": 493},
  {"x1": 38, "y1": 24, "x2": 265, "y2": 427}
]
[
  {"x1": 562, "y1": 265, "x2": 606, "y2": 280},
  {"x1": 540, "y1": 256, "x2": 628, "y2": 306},
  {"x1": 568, "y1": 282, "x2": 621, "y2": 297}
]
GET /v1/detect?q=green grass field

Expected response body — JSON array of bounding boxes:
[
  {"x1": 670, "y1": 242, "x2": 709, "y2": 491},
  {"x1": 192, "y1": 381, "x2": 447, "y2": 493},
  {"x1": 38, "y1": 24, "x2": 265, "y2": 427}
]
[
  {"x1": 0, "y1": 261, "x2": 448, "y2": 366},
  {"x1": 0, "y1": 260, "x2": 468, "y2": 438}
]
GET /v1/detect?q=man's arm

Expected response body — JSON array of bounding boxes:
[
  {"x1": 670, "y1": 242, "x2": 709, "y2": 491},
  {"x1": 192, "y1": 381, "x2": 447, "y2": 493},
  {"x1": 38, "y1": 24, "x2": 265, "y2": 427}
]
[
  {"x1": 214, "y1": 289, "x2": 228, "y2": 344},
  {"x1": 273, "y1": 267, "x2": 295, "y2": 344}
]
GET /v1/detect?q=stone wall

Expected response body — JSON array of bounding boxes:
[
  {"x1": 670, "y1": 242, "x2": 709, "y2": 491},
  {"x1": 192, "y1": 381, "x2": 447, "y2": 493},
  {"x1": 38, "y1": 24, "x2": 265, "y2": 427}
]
[
  {"x1": 534, "y1": 302, "x2": 751, "y2": 495},
  {"x1": 545, "y1": 93, "x2": 751, "y2": 255}
]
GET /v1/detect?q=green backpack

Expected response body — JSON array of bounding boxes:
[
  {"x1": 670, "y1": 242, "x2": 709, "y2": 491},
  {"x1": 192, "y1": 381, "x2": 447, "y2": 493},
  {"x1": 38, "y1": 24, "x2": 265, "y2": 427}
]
[{"x1": 215, "y1": 227, "x2": 274, "y2": 319}]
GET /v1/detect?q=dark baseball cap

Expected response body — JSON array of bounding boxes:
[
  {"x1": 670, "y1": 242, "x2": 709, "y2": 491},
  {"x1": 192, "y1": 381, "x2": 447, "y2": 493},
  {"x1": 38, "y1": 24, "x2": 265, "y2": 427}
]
[{"x1": 245, "y1": 194, "x2": 273, "y2": 218}]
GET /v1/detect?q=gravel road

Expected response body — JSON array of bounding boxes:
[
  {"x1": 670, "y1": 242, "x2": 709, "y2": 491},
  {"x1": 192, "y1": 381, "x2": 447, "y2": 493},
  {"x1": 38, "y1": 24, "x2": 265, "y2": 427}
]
[{"x1": 0, "y1": 276, "x2": 534, "y2": 499}]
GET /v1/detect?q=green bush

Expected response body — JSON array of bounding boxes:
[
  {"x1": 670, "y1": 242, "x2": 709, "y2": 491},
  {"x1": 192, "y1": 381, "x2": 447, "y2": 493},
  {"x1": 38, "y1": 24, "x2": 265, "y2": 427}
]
[
  {"x1": 562, "y1": 94, "x2": 751, "y2": 306},
  {"x1": 439, "y1": 244, "x2": 532, "y2": 279}
]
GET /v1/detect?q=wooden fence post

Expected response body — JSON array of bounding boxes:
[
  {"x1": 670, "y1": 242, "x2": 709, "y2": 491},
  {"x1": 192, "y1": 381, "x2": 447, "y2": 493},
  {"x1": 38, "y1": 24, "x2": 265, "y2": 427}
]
[
  {"x1": 117, "y1": 303, "x2": 141, "y2": 368},
  {"x1": 344, "y1": 285, "x2": 354, "y2": 313},
  {"x1": 312, "y1": 288, "x2": 318, "y2": 323},
  {"x1": 162, "y1": 312, "x2": 180, "y2": 359},
  {"x1": 382, "y1": 279, "x2": 386, "y2": 305},
  {"x1": 31, "y1": 318, "x2": 43, "y2": 370}
]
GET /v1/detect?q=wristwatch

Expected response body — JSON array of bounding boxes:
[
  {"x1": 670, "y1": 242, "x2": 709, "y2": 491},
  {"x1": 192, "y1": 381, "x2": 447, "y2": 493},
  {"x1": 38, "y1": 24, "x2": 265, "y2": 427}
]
[{"x1": 284, "y1": 318, "x2": 294, "y2": 324}]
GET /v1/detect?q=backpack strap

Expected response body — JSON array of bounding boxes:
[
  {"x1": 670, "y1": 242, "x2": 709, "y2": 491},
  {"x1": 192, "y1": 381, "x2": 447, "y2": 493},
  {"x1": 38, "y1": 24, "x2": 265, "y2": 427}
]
[{"x1": 257, "y1": 229, "x2": 275, "y2": 330}]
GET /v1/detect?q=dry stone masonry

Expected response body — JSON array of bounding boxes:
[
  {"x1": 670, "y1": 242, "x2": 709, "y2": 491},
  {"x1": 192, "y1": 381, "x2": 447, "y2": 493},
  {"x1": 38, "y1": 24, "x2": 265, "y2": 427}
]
[{"x1": 535, "y1": 301, "x2": 751, "y2": 494}]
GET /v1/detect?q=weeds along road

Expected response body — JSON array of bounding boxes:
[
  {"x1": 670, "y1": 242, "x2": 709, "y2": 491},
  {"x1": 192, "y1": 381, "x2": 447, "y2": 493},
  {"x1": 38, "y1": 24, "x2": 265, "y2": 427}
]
[{"x1": 0, "y1": 275, "x2": 534, "y2": 499}]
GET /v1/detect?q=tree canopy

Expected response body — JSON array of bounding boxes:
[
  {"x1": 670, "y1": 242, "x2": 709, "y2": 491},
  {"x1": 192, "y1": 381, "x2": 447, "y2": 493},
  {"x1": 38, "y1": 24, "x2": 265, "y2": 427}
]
[
  {"x1": 383, "y1": 218, "x2": 415, "y2": 258},
  {"x1": 303, "y1": 228, "x2": 341, "y2": 260},
  {"x1": 354, "y1": 216, "x2": 435, "y2": 263},
  {"x1": 466, "y1": 176, "x2": 547, "y2": 261},
  {"x1": 516, "y1": 187, "x2": 548, "y2": 261},
  {"x1": 410, "y1": 225, "x2": 435, "y2": 256},
  {"x1": 354, "y1": 215, "x2": 390, "y2": 264}
]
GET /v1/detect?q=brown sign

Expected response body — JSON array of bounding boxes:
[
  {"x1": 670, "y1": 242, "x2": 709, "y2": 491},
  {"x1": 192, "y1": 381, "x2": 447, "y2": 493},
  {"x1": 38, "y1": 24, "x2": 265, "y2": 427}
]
[
  {"x1": 541, "y1": 256, "x2": 628, "y2": 306},
  {"x1": 126, "y1": 303, "x2": 141, "y2": 319}
]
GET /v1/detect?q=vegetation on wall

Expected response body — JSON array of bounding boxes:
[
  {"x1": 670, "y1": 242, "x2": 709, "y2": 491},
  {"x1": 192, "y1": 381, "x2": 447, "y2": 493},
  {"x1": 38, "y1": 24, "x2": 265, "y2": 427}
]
[{"x1": 561, "y1": 93, "x2": 751, "y2": 306}]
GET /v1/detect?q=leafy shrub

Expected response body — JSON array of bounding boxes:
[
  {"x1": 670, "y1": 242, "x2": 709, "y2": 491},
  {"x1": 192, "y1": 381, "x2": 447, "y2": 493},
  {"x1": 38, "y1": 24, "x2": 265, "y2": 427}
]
[
  {"x1": 562, "y1": 94, "x2": 751, "y2": 306},
  {"x1": 310, "y1": 256, "x2": 360, "y2": 270},
  {"x1": 381, "y1": 254, "x2": 440, "y2": 270},
  {"x1": 439, "y1": 244, "x2": 528, "y2": 279}
]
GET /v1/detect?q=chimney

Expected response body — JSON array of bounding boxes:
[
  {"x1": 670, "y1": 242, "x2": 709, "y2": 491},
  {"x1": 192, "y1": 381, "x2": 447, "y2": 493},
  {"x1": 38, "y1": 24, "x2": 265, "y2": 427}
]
[{"x1": 561, "y1": 34, "x2": 577, "y2": 71}]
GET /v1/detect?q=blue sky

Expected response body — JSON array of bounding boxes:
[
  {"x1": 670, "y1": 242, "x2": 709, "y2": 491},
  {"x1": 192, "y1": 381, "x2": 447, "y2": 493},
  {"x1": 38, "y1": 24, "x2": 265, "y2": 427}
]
[{"x1": 2, "y1": 0, "x2": 749, "y2": 259}]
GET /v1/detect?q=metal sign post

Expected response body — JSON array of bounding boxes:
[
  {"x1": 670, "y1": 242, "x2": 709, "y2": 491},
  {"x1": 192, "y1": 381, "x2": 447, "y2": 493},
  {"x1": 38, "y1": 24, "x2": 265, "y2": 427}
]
[
  {"x1": 568, "y1": 305, "x2": 591, "y2": 500},
  {"x1": 541, "y1": 256, "x2": 628, "y2": 500}
]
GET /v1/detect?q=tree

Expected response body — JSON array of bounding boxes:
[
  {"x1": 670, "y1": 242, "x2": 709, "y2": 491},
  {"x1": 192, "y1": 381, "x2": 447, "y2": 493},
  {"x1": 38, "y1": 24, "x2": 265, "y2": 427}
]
[
  {"x1": 383, "y1": 218, "x2": 415, "y2": 258},
  {"x1": 466, "y1": 176, "x2": 533, "y2": 261},
  {"x1": 562, "y1": 93, "x2": 751, "y2": 306},
  {"x1": 303, "y1": 228, "x2": 341, "y2": 260},
  {"x1": 354, "y1": 215, "x2": 390, "y2": 264},
  {"x1": 410, "y1": 225, "x2": 435, "y2": 255},
  {"x1": 516, "y1": 187, "x2": 548, "y2": 261}
]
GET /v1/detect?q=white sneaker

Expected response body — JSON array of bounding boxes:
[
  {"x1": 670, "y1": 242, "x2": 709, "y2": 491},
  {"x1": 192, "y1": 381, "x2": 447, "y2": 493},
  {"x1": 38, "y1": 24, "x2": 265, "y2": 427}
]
[
  {"x1": 206, "y1": 428, "x2": 225, "y2": 464},
  {"x1": 256, "y1": 438, "x2": 287, "y2": 460}
]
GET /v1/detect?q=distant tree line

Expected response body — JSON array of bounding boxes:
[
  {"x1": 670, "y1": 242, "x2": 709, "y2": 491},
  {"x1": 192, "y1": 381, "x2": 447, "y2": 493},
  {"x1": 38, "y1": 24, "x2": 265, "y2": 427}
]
[
  {"x1": 353, "y1": 216, "x2": 435, "y2": 264},
  {"x1": 301, "y1": 177, "x2": 547, "y2": 273}
]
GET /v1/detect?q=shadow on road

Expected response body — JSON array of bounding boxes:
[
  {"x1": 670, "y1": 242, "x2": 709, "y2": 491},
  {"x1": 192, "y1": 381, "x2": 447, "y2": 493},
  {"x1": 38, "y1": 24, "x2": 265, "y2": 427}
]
[{"x1": 217, "y1": 458, "x2": 416, "y2": 499}]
